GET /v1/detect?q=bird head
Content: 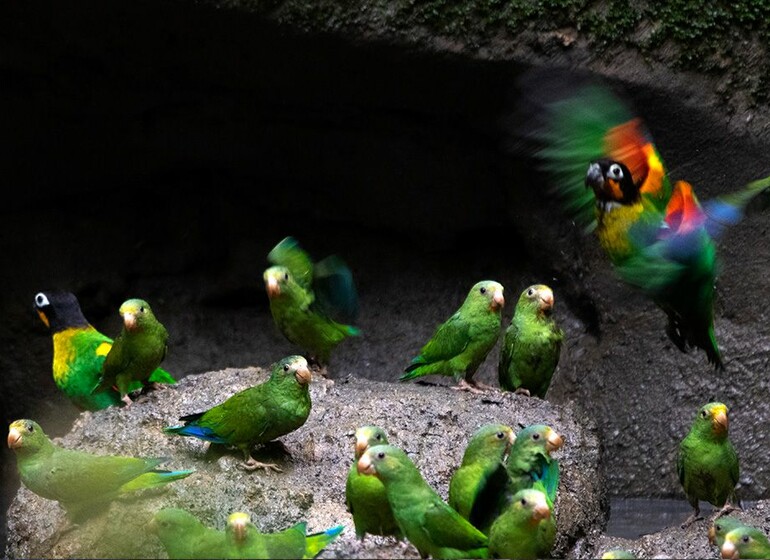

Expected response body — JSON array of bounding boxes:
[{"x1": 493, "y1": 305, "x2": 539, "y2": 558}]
[
  {"x1": 227, "y1": 512, "x2": 252, "y2": 543},
  {"x1": 520, "y1": 284, "x2": 555, "y2": 316},
  {"x1": 355, "y1": 426, "x2": 388, "y2": 459},
  {"x1": 119, "y1": 299, "x2": 154, "y2": 332},
  {"x1": 469, "y1": 280, "x2": 505, "y2": 312},
  {"x1": 263, "y1": 266, "x2": 291, "y2": 299},
  {"x1": 7, "y1": 419, "x2": 48, "y2": 454},
  {"x1": 585, "y1": 159, "x2": 640, "y2": 206}
]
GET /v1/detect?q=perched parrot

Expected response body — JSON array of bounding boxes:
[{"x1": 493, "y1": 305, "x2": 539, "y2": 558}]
[
  {"x1": 519, "y1": 71, "x2": 770, "y2": 369},
  {"x1": 601, "y1": 550, "x2": 637, "y2": 559},
  {"x1": 345, "y1": 425, "x2": 402, "y2": 541},
  {"x1": 95, "y1": 298, "x2": 169, "y2": 406},
  {"x1": 358, "y1": 444, "x2": 489, "y2": 559},
  {"x1": 448, "y1": 423, "x2": 515, "y2": 530},
  {"x1": 149, "y1": 507, "x2": 227, "y2": 559},
  {"x1": 498, "y1": 284, "x2": 563, "y2": 397},
  {"x1": 7, "y1": 419, "x2": 193, "y2": 520},
  {"x1": 263, "y1": 236, "x2": 360, "y2": 367},
  {"x1": 678, "y1": 401, "x2": 739, "y2": 528},
  {"x1": 33, "y1": 291, "x2": 175, "y2": 411},
  {"x1": 710, "y1": 516, "x2": 749, "y2": 550},
  {"x1": 225, "y1": 511, "x2": 344, "y2": 559},
  {"x1": 721, "y1": 525, "x2": 770, "y2": 559},
  {"x1": 400, "y1": 280, "x2": 505, "y2": 392},
  {"x1": 480, "y1": 424, "x2": 563, "y2": 534},
  {"x1": 164, "y1": 355, "x2": 312, "y2": 472},
  {"x1": 487, "y1": 488, "x2": 556, "y2": 560}
]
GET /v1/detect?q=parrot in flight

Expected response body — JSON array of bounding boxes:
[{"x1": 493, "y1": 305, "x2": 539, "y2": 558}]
[
  {"x1": 263, "y1": 236, "x2": 360, "y2": 368},
  {"x1": 517, "y1": 70, "x2": 770, "y2": 369},
  {"x1": 33, "y1": 290, "x2": 176, "y2": 411}
]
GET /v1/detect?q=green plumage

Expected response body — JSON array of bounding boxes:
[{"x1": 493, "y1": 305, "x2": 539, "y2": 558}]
[
  {"x1": 722, "y1": 525, "x2": 770, "y2": 559},
  {"x1": 96, "y1": 298, "x2": 169, "y2": 405},
  {"x1": 709, "y1": 515, "x2": 748, "y2": 550},
  {"x1": 677, "y1": 401, "x2": 739, "y2": 526},
  {"x1": 487, "y1": 488, "x2": 556, "y2": 560},
  {"x1": 601, "y1": 550, "x2": 637, "y2": 559},
  {"x1": 345, "y1": 425, "x2": 402, "y2": 541},
  {"x1": 164, "y1": 355, "x2": 312, "y2": 472},
  {"x1": 150, "y1": 508, "x2": 228, "y2": 559},
  {"x1": 400, "y1": 280, "x2": 505, "y2": 390},
  {"x1": 358, "y1": 444, "x2": 489, "y2": 559},
  {"x1": 8, "y1": 419, "x2": 193, "y2": 520},
  {"x1": 225, "y1": 511, "x2": 344, "y2": 559},
  {"x1": 34, "y1": 291, "x2": 175, "y2": 411},
  {"x1": 448, "y1": 423, "x2": 514, "y2": 531},
  {"x1": 264, "y1": 237, "x2": 360, "y2": 365},
  {"x1": 498, "y1": 284, "x2": 563, "y2": 397}
]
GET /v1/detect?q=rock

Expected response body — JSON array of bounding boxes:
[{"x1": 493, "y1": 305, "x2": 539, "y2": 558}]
[{"x1": 6, "y1": 365, "x2": 606, "y2": 558}]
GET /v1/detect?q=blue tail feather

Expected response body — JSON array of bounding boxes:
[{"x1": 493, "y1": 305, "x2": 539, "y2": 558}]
[{"x1": 163, "y1": 424, "x2": 226, "y2": 444}]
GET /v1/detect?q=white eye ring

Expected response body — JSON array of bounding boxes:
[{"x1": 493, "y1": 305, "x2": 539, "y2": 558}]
[
  {"x1": 35, "y1": 293, "x2": 50, "y2": 307},
  {"x1": 608, "y1": 163, "x2": 623, "y2": 179}
]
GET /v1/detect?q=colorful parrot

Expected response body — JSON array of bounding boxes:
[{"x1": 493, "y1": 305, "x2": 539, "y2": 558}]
[
  {"x1": 94, "y1": 298, "x2": 169, "y2": 406},
  {"x1": 7, "y1": 419, "x2": 193, "y2": 520},
  {"x1": 487, "y1": 488, "x2": 556, "y2": 560},
  {"x1": 225, "y1": 511, "x2": 344, "y2": 559},
  {"x1": 677, "y1": 401, "x2": 739, "y2": 527},
  {"x1": 400, "y1": 280, "x2": 505, "y2": 392},
  {"x1": 164, "y1": 355, "x2": 312, "y2": 472},
  {"x1": 345, "y1": 425, "x2": 402, "y2": 541},
  {"x1": 33, "y1": 291, "x2": 176, "y2": 411},
  {"x1": 498, "y1": 284, "x2": 563, "y2": 397},
  {"x1": 709, "y1": 515, "x2": 749, "y2": 550},
  {"x1": 149, "y1": 508, "x2": 228, "y2": 559},
  {"x1": 263, "y1": 236, "x2": 360, "y2": 368},
  {"x1": 448, "y1": 423, "x2": 515, "y2": 530},
  {"x1": 357, "y1": 444, "x2": 489, "y2": 559},
  {"x1": 520, "y1": 72, "x2": 770, "y2": 369},
  {"x1": 722, "y1": 525, "x2": 770, "y2": 559}
]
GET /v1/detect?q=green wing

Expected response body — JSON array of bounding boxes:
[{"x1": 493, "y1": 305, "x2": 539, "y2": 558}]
[
  {"x1": 417, "y1": 313, "x2": 471, "y2": 364},
  {"x1": 421, "y1": 497, "x2": 488, "y2": 551},
  {"x1": 268, "y1": 237, "x2": 314, "y2": 292}
]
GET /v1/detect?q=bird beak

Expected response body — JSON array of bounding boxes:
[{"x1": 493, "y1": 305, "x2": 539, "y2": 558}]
[
  {"x1": 586, "y1": 162, "x2": 604, "y2": 190},
  {"x1": 7, "y1": 427, "x2": 22, "y2": 449},
  {"x1": 721, "y1": 539, "x2": 738, "y2": 559},
  {"x1": 545, "y1": 429, "x2": 564, "y2": 453},
  {"x1": 508, "y1": 431, "x2": 517, "y2": 446},
  {"x1": 265, "y1": 275, "x2": 280, "y2": 298},
  {"x1": 355, "y1": 435, "x2": 370, "y2": 458},
  {"x1": 712, "y1": 406, "x2": 729, "y2": 435},
  {"x1": 491, "y1": 289, "x2": 505, "y2": 311},
  {"x1": 122, "y1": 311, "x2": 137, "y2": 331},
  {"x1": 707, "y1": 525, "x2": 716, "y2": 546},
  {"x1": 357, "y1": 453, "x2": 376, "y2": 476},
  {"x1": 36, "y1": 309, "x2": 50, "y2": 328},
  {"x1": 533, "y1": 502, "x2": 551, "y2": 522},
  {"x1": 294, "y1": 365, "x2": 312, "y2": 385},
  {"x1": 539, "y1": 289, "x2": 554, "y2": 312}
]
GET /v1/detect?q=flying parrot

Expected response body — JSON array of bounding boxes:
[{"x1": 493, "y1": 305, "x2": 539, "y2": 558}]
[
  {"x1": 263, "y1": 236, "x2": 360, "y2": 368},
  {"x1": 7, "y1": 419, "x2": 193, "y2": 520},
  {"x1": 678, "y1": 401, "x2": 740, "y2": 528},
  {"x1": 709, "y1": 516, "x2": 749, "y2": 550},
  {"x1": 721, "y1": 525, "x2": 770, "y2": 559},
  {"x1": 518, "y1": 71, "x2": 770, "y2": 369},
  {"x1": 498, "y1": 284, "x2": 564, "y2": 397},
  {"x1": 164, "y1": 355, "x2": 312, "y2": 472},
  {"x1": 225, "y1": 511, "x2": 344, "y2": 559},
  {"x1": 357, "y1": 444, "x2": 489, "y2": 559},
  {"x1": 149, "y1": 507, "x2": 228, "y2": 559},
  {"x1": 487, "y1": 488, "x2": 556, "y2": 560},
  {"x1": 447, "y1": 423, "x2": 515, "y2": 530},
  {"x1": 33, "y1": 291, "x2": 176, "y2": 411},
  {"x1": 95, "y1": 298, "x2": 169, "y2": 406},
  {"x1": 400, "y1": 280, "x2": 505, "y2": 392},
  {"x1": 345, "y1": 425, "x2": 403, "y2": 541}
]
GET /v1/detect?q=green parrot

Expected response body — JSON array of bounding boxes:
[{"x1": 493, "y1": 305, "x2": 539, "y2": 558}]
[
  {"x1": 263, "y1": 236, "x2": 360, "y2": 367},
  {"x1": 7, "y1": 419, "x2": 193, "y2": 520},
  {"x1": 33, "y1": 290, "x2": 176, "y2": 411},
  {"x1": 678, "y1": 401, "x2": 740, "y2": 528},
  {"x1": 447, "y1": 423, "x2": 515, "y2": 530},
  {"x1": 225, "y1": 511, "x2": 344, "y2": 559},
  {"x1": 721, "y1": 525, "x2": 770, "y2": 559},
  {"x1": 345, "y1": 425, "x2": 402, "y2": 541},
  {"x1": 710, "y1": 516, "x2": 749, "y2": 550},
  {"x1": 498, "y1": 284, "x2": 564, "y2": 397},
  {"x1": 164, "y1": 355, "x2": 312, "y2": 472},
  {"x1": 149, "y1": 507, "x2": 228, "y2": 559},
  {"x1": 400, "y1": 280, "x2": 505, "y2": 392},
  {"x1": 520, "y1": 71, "x2": 770, "y2": 369},
  {"x1": 357, "y1": 444, "x2": 489, "y2": 559},
  {"x1": 95, "y1": 298, "x2": 169, "y2": 406},
  {"x1": 487, "y1": 488, "x2": 556, "y2": 560},
  {"x1": 601, "y1": 550, "x2": 637, "y2": 559}
]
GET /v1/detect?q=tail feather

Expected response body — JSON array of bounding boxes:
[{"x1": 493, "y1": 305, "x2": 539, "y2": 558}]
[
  {"x1": 303, "y1": 525, "x2": 344, "y2": 559},
  {"x1": 399, "y1": 358, "x2": 428, "y2": 381},
  {"x1": 532, "y1": 459, "x2": 560, "y2": 508},
  {"x1": 118, "y1": 469, "x2": 194, "y2": 494},
  {"x1": 163, "y1": 423, "x2": 226, "y2": 444},
  {"x1": 148, "y1": 367, "x2": 177, "y2": 385}
]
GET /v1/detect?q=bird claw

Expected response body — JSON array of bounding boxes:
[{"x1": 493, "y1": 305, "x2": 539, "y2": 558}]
[
  {"x1": 240, "y1": 458, "x2": 283, "y2": 473},
  {"x1": 714, "y1": 503, "x2": 738, "y2": 519},
  {"x1": 514, "y1": 388, "x2": 532, "y2": 397},
  {"x1": 452, "y1": 380, "x2": 485, "y2": 394},
  {"x1": 121, "y1": 395, "x2": 133, "y2": 407},
  {"x1": 680, "y1": 513, "x2": 703, "y2": 529}
]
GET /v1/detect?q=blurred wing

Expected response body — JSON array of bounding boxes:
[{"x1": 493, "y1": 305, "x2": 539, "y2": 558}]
[
  {"x1": 313, "y1": 254, "x2": 359, "y2": 323},
  {"x1": 267, "y1": 237, "x2": 314, "y2": 291}
]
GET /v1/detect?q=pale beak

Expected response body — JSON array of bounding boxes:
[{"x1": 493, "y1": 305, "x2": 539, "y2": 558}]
[
  {"x1": 122, "y1": 312, "x2": 137, "y2": 331},
  {"x1": 508, "y1": 431, "x2": 517, "y2": 446},
  {"x1": 265, "y1": 276, "x2": 280, "y2": 298},
  {"x1": 357, "y1": 453, "x2": 376, "y2": 476},
  {"x1": 7, "y1": 427, "x2": 21, "y2": 449},
  {"x1": 546, "y1": 429, "x2": 564, "y2": 453},
  {"x1": 721, "y1": 539, "x2": 737, "y2": 559},
  {"x1": 539, "y1": 289, "x2": 554, "y2": 311},
  {"x1": 355, "y1": 435, "x2": 370, "y2": 458},
  {"x1": 707, "y1": 525, "x2": 716, "y2": 546},
  {"x1": 231, "y1": 519, "x2": 247, "y2": 542},
  {"x1": 533, "y1": 501, "x2": 551, "y2": 522},
  {"x1": 713, "y1": 408, "x2": 729, "y2": 435},
  {"x1": 294, "y1": 365, "x2": 312, "y2": 385},
  {"x1": 491, "y1": 289, "x2": 505, "y2": 311}
]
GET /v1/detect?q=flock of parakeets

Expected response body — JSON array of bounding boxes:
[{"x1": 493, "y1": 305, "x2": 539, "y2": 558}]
[{"x1": 8, "y1": 74, "x2": 770, "y2": 559}]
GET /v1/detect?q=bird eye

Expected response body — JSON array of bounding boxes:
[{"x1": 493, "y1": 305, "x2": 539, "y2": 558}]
[
  {"x1": 26, "y1": 422, "x2": 34, "y2": 432},
  {"x1": 283, "y1": 364, "x2": 290, "y2": 372},
  {"x1": 701, "y1": 410, "x2": 708, "y2": 418},
  {"x1": 608, "y1": 163, "x2": 623, "y2": 178},
  {"x1": 377, "y1": 452, "x2": 385, "y2": 459},
  {"x1": 480, "y1": 287, "x2": 486, "y2": 294},
  {"x1": 376, "y1": 434, "x2": 382, "y2": 440},
  {"x1": 520, "y1": 498, "x2": 527, "y2": 506},
  {"x1": 284, "y1": 273, "x2": 289, "y2": 281},
  {"x1": 532, "y1": 433, "x2": 540, "y2": 440},
  {"x1": 496, "y1": 432, "x2": 505, "y2": 439},
  {"x1": 140, "y1": 306, "x2": 146, "y2": 313},
  {"x1": 743, "y1": 535, "x2": 750, "y2": 543},
  {"x1": 35, "y1": 293, "x2": 50, "y2": 307},
  {"x1": 527, "y1": 288, "x2": 534, "y2": 296}
]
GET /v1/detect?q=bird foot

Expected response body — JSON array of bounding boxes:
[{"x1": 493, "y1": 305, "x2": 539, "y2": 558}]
[
  {"x1": 148, "y1": 382, "x2": 168, "y2": 391},
  {"x1": 451, "y1": 379, "x2": 485, "y2": 394},
  {"x1": 240, "y1": 457, "x2": 283, "y2": 473},
  {"x1": 680, "y1": 513, "x2": 703, "y2": 529},
  {"x1": 121, "y1": 394, "x2": 133, "y2": 407},
  {"x1": 514, "y1": 388, "x2": 532, "y2": 397},
  {"x1": 714, "y1": 503, "x2": 739, "y2": 519}
]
